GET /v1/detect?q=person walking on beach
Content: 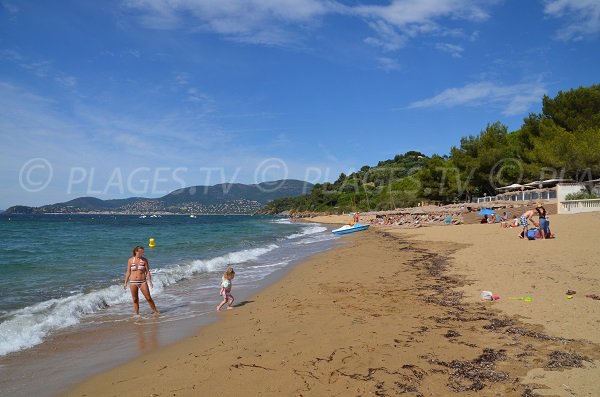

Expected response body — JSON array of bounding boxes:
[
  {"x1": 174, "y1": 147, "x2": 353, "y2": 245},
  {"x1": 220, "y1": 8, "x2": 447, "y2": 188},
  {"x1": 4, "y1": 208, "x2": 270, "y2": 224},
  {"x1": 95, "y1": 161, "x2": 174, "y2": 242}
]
[
  {"x1": 217, "y1": 266, "x2": 235, "y2": 311},
  {"x1": 123, "y1": 246, "x2": 159, "y2": 317}
]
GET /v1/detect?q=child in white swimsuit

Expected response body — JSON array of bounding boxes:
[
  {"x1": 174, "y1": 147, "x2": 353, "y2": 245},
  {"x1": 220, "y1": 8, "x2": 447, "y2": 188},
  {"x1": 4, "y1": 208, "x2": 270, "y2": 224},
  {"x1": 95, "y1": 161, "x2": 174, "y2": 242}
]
[{"x1": 217, "y1": 266, "x2": 235, "y2": 311}]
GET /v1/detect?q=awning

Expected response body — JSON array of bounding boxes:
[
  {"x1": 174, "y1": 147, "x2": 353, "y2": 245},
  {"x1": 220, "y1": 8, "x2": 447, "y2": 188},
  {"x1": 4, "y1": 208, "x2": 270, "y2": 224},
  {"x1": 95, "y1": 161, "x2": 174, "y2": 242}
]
[{"x1": 496, "y1": 183, "x2": 526, "y2": 192}]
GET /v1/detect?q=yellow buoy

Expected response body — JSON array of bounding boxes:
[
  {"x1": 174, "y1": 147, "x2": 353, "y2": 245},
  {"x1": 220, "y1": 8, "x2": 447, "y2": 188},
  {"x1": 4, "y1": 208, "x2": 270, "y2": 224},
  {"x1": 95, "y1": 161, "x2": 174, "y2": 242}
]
[{"x1": 149, "y1": 237, "x2": 156, "y2": 248}]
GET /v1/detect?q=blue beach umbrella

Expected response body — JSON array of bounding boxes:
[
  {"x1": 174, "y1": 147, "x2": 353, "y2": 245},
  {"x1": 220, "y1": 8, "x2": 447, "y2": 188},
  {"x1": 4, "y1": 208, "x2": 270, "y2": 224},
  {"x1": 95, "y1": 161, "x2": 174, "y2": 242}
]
[{"x1": 478, "y1": 208, "x2": 497, "y2": 215}]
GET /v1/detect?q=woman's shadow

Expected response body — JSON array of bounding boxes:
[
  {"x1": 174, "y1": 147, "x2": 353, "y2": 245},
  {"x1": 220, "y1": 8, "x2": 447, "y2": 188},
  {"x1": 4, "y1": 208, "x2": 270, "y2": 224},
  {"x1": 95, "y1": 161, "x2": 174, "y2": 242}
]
[{"x1": 234, "y1": 300, "x2": 254, "y2": 308}]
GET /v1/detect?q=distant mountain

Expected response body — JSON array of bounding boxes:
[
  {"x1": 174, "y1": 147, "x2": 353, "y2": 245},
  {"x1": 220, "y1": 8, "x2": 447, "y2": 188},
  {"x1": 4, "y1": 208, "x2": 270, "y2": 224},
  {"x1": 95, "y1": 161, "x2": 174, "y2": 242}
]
[
  {"x1": 4, "y1": 205, "x2": 33, "y2": 214},
  {"x1": 5, "y1": 180, "x2": 313, "y2": 215},
  {"x1": 41, "y1": 196, "x2": 143, "y2": 211}
]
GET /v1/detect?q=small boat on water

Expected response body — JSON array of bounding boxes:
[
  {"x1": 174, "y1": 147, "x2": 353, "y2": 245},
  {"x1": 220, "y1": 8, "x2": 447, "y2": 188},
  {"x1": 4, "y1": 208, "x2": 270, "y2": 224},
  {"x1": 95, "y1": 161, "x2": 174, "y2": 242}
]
[{"x1": 331, "y1": 223, "x2": 369, "y2": 235}]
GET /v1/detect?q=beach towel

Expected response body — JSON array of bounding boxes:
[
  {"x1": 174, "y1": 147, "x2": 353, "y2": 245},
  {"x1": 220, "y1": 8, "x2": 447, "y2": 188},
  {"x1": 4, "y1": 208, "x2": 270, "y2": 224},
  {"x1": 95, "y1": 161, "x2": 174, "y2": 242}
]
[{"x1": 526, "y1": 228, "x2": 542, "y2": 240}]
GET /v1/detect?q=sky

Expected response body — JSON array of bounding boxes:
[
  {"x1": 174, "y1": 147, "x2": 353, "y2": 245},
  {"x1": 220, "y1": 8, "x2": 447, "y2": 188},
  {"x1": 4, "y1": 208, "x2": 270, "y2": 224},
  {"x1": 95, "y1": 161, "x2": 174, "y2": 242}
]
[{"x1": 1, "y1": 0, "x2": 599, "y2": 208}]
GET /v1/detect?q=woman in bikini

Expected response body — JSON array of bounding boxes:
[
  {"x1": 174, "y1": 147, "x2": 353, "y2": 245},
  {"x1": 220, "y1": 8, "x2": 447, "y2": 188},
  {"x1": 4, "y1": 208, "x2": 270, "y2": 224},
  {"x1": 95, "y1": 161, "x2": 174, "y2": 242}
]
[{"x1": 123, "y1": 246, "x2": 159, "y2": 317}]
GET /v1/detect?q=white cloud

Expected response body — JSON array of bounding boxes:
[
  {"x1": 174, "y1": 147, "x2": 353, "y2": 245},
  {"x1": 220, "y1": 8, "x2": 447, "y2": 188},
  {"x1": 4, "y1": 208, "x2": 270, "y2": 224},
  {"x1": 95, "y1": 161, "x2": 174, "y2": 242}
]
[
  {"x1": 0, "y1": 49, "x2": 24, "y2": 62},
  {"x1": 377, "y1": 57, "x2": 402, "y2": 71},
  {"x1": 123, "y1": 0, "x2": 332, "y2": 45},
  {"x1": 125, "y1": 49, "x2": 141, "y2": 58},
  {"x1": 364, "y1": 20, "x2": 408, "y2": 51},
  {"x1": 55, "y1": 74, "x2": 78, "y2": 88},
  {"x1": 0, "y1": 49, "x2": 52, "y2": 77},
  {"x1": 354, "y1": 0, "x2": 492, "y2": 50},
  {"x1": 185, "y1": 87, "x2": 216, "y2": 114},
  {"x1": 408, "y1": 81, "x2": 547, "y2": 116},
  {"x1": 0, "y1": 81, "x2": 225, "y2": 169},
  {"x1": 1, "y1": 1, "x2": 18, "y2": 14},
  {"x1": 353, "y1": 0, "x2": 490, "y2": 26},
  {"x1": 0, "y1": 49, "x2": 80, "y2": 89},
  {"x1": 169, "y1": 72, "x2": 216, "y2": 111},
  {"x1": 123, "y1": 0, "x2": 496, "y2": 49},
  {"x1": 435, "y1": 42, "x2": 464, "y2": 58},
  {"x1": 544, "y1": 0, "x2": 600, "y2": 41},
  {"x1": 173, "y1": 72, "x2": 191, "y2": 86},
  {"x1": 271, "y1": 133, "x2": 291, "y2": 147}
]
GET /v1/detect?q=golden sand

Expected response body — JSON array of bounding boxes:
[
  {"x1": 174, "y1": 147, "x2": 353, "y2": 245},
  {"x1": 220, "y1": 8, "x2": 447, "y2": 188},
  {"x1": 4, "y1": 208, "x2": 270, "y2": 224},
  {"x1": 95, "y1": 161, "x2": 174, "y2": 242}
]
[{"x1": 64, "y1": 213, "x2": 600, "y2": 397}]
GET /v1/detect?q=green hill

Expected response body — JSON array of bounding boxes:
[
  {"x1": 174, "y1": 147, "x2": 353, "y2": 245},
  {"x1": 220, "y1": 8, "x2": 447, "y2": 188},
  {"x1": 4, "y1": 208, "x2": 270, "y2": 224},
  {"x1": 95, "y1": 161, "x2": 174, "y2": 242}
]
[{"x1": 262, "y1": 151, "x2": 430, "y2": 213}]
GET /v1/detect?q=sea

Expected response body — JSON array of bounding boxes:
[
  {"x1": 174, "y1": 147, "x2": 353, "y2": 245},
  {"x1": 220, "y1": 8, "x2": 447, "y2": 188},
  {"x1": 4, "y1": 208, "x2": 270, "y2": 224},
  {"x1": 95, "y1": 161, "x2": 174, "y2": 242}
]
[{"x1": 0, "y1": 214, "x2": 338, "y2": 396}]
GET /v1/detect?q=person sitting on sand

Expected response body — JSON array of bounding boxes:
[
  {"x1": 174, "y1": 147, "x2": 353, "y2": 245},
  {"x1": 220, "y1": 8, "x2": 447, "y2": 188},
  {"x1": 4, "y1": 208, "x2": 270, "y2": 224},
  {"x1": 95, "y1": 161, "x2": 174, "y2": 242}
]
[
  {"x1": 123, "y1": 246, "x2": 159, "y2": 317},
  {"x1": 510, "y1": 216, "x2": 519, "y2": 228},
  {"x1": 518, "y1": 209, "x2": 538, "y2": 240},
  {"x1": 217, "y1": 266, "x2": 235, "y2": 311},
  {"x1": 499, "y1": 211, "x2": 508, "y2": 228}
]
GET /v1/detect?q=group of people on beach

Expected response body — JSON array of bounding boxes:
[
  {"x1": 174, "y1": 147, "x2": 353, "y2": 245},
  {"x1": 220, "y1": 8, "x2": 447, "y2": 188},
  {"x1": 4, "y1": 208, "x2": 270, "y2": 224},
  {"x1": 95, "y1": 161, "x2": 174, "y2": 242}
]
[
  {"x1": 481, "y1": 203, "x2": 552, "y2": 240},
  {"x1": 122, "y1": 245, "x2": 236, "y2": 317},
  {"x1": 517, "y1": 202, "x2": 552, "y2": 240},
  {"x1": 495, "y1": 203, "x2": 552, "y2": 239},
  {"x1": 371, "y1": 212, "x2": 462, "y2": 227}
]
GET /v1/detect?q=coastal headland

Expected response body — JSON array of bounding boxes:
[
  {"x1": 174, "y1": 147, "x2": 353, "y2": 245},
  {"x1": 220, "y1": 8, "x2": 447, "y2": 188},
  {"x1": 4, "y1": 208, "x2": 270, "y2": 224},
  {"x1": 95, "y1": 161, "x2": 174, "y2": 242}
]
[{"x1": 64, "y1": 212, "x2": 600, "y2": 397}]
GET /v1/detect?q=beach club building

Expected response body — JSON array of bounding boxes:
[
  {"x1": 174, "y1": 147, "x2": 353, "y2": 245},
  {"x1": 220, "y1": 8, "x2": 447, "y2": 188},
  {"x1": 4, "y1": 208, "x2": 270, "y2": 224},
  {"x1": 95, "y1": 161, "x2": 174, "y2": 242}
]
[{"x1": 474, "y1": 178, "x2": 600, "y2": 215}]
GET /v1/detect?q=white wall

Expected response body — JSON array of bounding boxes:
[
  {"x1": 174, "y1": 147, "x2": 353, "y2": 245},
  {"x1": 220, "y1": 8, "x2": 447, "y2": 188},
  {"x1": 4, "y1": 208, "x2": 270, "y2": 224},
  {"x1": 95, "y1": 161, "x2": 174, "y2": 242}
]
[
  {"x1": 558, "y1": 199, "x2": 600, "y2": 214},
  {"x1": 556, "y1": 183, "x2": 586, "y2": 202}
]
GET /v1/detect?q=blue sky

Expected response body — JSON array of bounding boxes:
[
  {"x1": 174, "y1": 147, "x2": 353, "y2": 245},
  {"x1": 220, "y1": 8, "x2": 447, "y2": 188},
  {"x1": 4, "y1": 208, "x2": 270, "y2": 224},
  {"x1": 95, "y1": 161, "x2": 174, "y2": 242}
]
[{"x1": 1, "y1": 0, "x2": 599, "y2": 208}]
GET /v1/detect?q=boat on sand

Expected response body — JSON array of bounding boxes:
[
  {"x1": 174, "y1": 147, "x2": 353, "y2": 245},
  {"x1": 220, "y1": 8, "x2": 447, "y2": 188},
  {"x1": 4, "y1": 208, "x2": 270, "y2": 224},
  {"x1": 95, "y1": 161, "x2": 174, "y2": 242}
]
[{"x1": 331, "y1": 223, "x2": 369, "y2": 235}]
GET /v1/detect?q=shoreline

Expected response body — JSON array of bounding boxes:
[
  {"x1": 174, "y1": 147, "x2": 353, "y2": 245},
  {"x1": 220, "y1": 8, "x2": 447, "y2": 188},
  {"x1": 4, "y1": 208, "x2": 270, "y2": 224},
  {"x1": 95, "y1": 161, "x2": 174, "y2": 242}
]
[
  {"x1": 1, "y1": 257, "x2": 328, "y2": 397},
  {"x1": 0, "y1": 220, "x2": 339, "y2": 397},
  {"x1": 63, "y1": 214, "x2": 600, "y2": 396}
]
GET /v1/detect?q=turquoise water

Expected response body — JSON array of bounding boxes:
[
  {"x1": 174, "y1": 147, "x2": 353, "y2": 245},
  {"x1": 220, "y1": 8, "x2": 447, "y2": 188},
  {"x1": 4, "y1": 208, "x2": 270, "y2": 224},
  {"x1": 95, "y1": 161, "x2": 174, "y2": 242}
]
[{"x1": 0, "y1": 214, "x2": 334, "y2": 356}]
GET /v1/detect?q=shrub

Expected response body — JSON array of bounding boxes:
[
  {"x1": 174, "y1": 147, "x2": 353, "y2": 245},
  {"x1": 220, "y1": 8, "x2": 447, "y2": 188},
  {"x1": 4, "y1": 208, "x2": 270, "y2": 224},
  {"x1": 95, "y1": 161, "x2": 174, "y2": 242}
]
[{"x1": 565, "y1": 190, "x2": 600, "y2": 200}]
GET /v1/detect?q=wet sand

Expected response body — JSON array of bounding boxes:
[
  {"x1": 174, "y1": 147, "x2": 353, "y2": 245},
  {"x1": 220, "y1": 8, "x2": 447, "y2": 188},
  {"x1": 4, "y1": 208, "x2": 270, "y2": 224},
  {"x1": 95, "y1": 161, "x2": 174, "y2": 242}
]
[{"x1": 64, "y1": 213, "x2": 600, "y2": 396}]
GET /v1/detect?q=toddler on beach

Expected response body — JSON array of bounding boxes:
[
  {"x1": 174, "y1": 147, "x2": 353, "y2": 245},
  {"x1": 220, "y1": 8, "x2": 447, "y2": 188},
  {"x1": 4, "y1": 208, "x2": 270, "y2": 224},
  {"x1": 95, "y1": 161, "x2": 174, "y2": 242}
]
[{"x1": 217, "y1": 266, "x2": 235, "y2": 311}]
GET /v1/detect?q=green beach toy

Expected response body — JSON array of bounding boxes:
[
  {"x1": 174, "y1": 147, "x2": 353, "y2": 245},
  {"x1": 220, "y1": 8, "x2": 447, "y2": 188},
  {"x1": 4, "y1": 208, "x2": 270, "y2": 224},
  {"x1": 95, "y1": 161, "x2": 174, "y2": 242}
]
[{"x1": 509, "y1": 296, "x2": 532, "y2": 302}]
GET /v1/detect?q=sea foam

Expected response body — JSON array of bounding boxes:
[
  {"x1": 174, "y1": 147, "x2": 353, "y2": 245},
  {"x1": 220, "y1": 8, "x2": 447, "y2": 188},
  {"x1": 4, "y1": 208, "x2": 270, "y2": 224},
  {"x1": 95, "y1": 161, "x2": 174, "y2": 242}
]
[
  {"x1": 0, "y1": 244, "x2": 279, "y2": 356},
  {"x1": 285, "y1": 225, "x2": 327, "y2": 240}
]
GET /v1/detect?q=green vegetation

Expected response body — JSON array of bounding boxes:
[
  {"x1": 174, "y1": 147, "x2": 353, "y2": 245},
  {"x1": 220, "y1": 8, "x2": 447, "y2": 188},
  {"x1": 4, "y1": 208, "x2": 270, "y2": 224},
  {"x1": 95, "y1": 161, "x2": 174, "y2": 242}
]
[
  {"x1": 263, "y1": 84, "x2": 600, "y2": 214},
  {"x1": 565, "y1": 191, "x2": 600, "y2": 201}
]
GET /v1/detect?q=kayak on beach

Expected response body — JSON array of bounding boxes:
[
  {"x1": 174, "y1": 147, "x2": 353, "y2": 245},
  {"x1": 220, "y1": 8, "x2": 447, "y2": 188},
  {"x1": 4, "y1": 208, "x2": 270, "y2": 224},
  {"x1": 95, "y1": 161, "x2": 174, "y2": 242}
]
[{"x1": 331, "y1": 223, "x2": 369, "y2": 235}]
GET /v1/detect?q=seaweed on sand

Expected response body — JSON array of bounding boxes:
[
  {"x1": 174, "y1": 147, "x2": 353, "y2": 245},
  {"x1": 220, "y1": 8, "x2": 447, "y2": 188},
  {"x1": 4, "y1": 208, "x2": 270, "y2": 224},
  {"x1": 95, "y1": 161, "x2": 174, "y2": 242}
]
[
  {"x1": 521, "y1": 387, "x2": 543, "y2": 397},
  {"x1": 483, "y1": 318, "x2": 515, "y2": 330},
  {"x1": 427, "y1": 349, "x2": 509, "y2": 392},
  {"x1": 545, "y1": 350, "x2": 589, "y2": 369},
  {"x1": 444, "y1": 330, "x2": 461, "y2": 338},
  {"x1": 505, "y1": 327, "x2": 572, "y2": 343}
]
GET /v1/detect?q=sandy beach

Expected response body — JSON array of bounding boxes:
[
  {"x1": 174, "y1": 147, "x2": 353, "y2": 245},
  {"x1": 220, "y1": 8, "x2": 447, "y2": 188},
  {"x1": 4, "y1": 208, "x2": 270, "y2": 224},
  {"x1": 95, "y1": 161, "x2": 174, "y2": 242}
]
[{"x1": 64, "y1": 212, "x2": 600, "y2": 397}]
